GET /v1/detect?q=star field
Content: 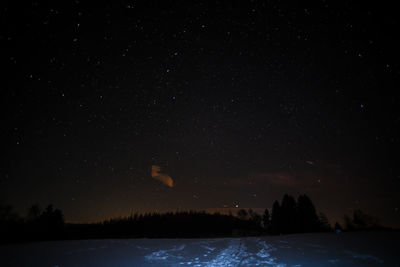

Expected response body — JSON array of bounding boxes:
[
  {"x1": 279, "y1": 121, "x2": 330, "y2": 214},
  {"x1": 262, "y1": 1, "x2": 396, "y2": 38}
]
[{"x1": 2, "y1": 1, "x2": 400, "y2": 225}]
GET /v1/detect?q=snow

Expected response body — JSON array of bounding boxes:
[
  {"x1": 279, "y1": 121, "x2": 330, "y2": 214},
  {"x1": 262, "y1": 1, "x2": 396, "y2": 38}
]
[{"x1": 0, "y1": 231, "x2": 398, "y2": 266}]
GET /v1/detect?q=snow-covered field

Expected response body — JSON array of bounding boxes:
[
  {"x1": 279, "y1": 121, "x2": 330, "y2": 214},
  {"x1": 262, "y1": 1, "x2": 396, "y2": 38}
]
[{"x1": 1, "y1": 231, "x2": 398, "y2": 266}]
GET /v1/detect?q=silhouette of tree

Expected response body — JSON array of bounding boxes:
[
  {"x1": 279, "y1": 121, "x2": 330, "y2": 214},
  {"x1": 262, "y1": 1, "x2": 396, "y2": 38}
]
[
  {"x1": 262, "y1": 208, "x2": 270, "y2": 230},
  {"x1": 237, "y1": 209, "x2": 248, "y2": 220},
  {"x1": 297, "y1": 194, "x2": 319, "y2": 232},
  {"x1": 270, "y1": 200, "x2": 281, "y2": 234},
  {"x1": 0, "y1": 203, "x2": 19, "y2": 223},
  {"x1": 318, "y1": 212, "x2": 331, "y2": 231},
  {"x1": 248, "y1": 209, "x2": 262, "y2": 227},
  {"x1": 3, "y1": 194, "x2": 382, "y2": 243},
  {"x1": 269, "y1": 194, "x2": 332, "y2": 234},
  {"x1": 40, "y1": 204, "x2": 65, "y2": 229},
  {"x1": 344, "y1": 214, "x2": 354, "y2": 230},
  {"x1": 280, "y1": 194, "x2": 297, "y2": 234},
  {"x1": 0, "y1": 203, "x2": 21, "y2": 244},
  {"x1": 353, "y1": 209, "x2": 368, "y2": 229},
  {"x1": 343, "y1": 210, "x2": 382, "y2": 231},
  {"x1": 247, "y1": 208, "x2": 254, "y2": 218},
  {"x1": 27, "y1": 204, "x2": 41, "y2": 222},
  {"x1": 352, "y1": 209, "x2": 381, "y2": 230}
]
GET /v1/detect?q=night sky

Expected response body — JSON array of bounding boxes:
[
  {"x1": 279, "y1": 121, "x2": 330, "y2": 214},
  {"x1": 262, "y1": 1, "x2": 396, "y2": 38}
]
[{"x1": 2, "y1": 1, "x2": 400, "y2": 226}]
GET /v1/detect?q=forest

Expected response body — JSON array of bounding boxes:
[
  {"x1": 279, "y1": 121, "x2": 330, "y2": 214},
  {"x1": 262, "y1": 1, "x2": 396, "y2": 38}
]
[{"x1": 0, "y1": 194, "x2": 383, "y2": 244}]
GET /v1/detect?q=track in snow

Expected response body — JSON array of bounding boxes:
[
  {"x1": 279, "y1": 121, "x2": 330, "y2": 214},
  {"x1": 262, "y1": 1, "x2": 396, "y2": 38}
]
[{"x1": 0, "y1": 231, "x2": 398, "y2": 266}]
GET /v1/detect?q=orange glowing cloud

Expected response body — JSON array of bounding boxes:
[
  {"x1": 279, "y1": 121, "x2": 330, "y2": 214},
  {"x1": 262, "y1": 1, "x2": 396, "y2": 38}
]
[{"x1": 151, "y1": 165, "x2": 174, "y2": 187}]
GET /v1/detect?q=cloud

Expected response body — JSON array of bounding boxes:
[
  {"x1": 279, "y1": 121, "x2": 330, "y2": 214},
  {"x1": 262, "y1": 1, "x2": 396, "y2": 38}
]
[
  {"x1": 151, "y1": 165, "x2": 174, "y2": 187},
  {"x1": 231, "y1": 162, "x2": 348, "y2": 190},
  {"x1": 257, "y1": 172, "x2": 300, "y2": 186},
  {"x1": 231, "y1": 171, "x2": 299, "y2": 187}
]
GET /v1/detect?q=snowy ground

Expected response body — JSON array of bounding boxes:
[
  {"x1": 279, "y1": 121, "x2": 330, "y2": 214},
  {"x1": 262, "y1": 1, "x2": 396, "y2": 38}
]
[{"x1": 1, "y1": 231, "x2": 398, "y2": 266}]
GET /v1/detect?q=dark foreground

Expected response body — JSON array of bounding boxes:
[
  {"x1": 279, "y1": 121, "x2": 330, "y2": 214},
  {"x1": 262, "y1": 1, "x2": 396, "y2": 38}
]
[{"x1": 1, "y1": 231, "x2": 398, "y2": 266}]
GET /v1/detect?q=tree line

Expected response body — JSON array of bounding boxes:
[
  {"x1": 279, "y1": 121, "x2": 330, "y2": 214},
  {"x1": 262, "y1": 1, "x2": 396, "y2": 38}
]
[{"x1": 0, "y1": 194, "x2": 384, "y2": 243}]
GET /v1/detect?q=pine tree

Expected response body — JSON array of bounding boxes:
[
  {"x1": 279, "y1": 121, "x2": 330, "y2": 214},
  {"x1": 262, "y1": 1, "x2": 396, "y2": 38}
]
[
  {"x1": 297, "y1": 194, "x2": 319, "y2": 232},
  {"x1": 280, "y1": 194, "x2": 297, "y2": 234},
  {"x1": 270, "y1": 200, "x2": 281, "y2": 234},
  {"x1": 262, "y1": 208, "x2": 270, "y2": 230}
]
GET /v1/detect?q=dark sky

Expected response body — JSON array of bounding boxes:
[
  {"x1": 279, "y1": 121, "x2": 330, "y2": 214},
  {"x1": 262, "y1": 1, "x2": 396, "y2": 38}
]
[{"x1": 2, "y1": 1, "x2": 400, "y2": 226}]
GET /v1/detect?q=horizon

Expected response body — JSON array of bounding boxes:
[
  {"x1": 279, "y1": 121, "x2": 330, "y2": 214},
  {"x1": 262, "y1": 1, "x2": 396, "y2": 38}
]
[
  {"x1": 6, "y1": 195, "x2": 393, "y2": 230},
  {"x1": 3, "y1": 1, "x2": 400, "y2": 230}
]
